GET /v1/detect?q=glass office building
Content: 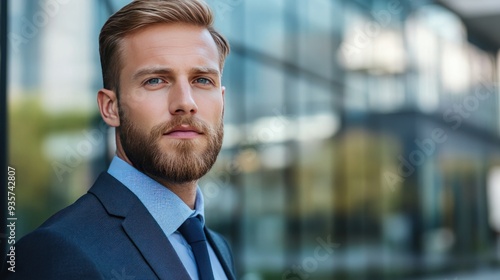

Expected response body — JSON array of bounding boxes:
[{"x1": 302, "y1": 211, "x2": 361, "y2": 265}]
[{"x1": 5, "y1": 0, "x2": 500, "y2": 279}]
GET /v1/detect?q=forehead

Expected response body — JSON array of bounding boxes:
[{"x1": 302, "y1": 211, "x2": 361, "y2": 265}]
[{"x1": 120, "y1": 23, "x2": 220, "y2": 72}]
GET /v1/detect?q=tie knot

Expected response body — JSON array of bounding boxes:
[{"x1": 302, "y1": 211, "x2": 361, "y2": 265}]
[{"x1": 178, "y1": 216, "x2": 206, "y2": 245}]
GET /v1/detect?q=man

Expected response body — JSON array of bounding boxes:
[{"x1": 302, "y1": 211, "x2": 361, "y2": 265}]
[{"x1": 2, "y1": 0, "x2": 234, "y2": 279}]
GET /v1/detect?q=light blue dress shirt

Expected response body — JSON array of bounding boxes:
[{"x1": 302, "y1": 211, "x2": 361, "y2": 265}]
[{"x1": 107, "y1": 156, "x2": 228, "y2": 280}]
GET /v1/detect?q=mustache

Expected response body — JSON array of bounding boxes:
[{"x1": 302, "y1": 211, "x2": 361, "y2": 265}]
[{"x1": 150, "y1": 116, "x2": 210, "y2": 138}]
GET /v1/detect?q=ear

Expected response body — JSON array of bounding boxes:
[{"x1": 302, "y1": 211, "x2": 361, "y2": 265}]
[
  {"x1": 221, "y1": 86, "x2": 226, "y2": 110},
  {"x1": 97, "y1": 88, "x2": 120, "y2": 127}
]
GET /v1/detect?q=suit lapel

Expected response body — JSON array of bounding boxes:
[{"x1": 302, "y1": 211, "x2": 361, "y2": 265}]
[
  {"x1": 205, "y1": 229, "x2": 236, "y2": 280},
  {"x1": 122, "y1": 202, "x2": 191, "y2": 280},
  {"x1": 89, "y1": 172, "x2": 191, "y2": 280}
]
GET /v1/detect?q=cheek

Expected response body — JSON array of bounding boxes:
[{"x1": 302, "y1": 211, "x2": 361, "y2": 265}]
[
  {"x1": 121, "y1": 96, "x2": 167, "y2": 127},
  {"x1": 199, "y1": 95, "x2": 224, "y2": 119},
  {"x1": 128, "y1": 89, "x2": 168, "y2": 110}
]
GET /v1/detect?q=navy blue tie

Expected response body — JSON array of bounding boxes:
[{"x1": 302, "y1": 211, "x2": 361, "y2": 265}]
[{"x1": 178, "y1": 216, "x2": 215, "y2": 280}]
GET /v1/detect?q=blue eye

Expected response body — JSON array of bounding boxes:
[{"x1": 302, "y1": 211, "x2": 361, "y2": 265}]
[
  {"x1": 195, "y1": 78, "x2": 212, "y2": 85},
  {"x1": 145, "y1": 78, "x2": 164, "y2": 85}
]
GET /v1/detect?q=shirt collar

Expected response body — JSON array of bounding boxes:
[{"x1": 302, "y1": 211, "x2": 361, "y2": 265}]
[{"x1": 107, "y1": 156, "x2": 205, "y2": 236}]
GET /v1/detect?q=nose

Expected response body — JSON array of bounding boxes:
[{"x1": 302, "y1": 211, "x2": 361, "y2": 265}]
[{"x1": 168, "y1": 79, "x2": 198, "y2": 115}]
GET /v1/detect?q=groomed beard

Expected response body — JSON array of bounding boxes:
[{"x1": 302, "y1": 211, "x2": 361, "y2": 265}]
[{"x1": 119, "y1": 110, "x2": 223, "y2": 185}]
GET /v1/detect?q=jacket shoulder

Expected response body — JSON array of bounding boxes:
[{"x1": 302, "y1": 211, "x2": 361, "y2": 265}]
[
  {"x1": 2, "y1": 227, "x2": 104, "y2": 279},
  {"x1": 1, "y1": 174, "x2": 118, "y2": 279}
]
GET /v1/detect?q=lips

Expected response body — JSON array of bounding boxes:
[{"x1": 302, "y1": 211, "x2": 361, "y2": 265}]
[{"x1": 164, "y1": 125, "x2": 203, "y2": 139}]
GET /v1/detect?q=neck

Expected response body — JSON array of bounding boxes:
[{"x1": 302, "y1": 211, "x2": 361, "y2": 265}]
[{"x1": 115, "y1": 151, "x2": 199, "y2": 210}]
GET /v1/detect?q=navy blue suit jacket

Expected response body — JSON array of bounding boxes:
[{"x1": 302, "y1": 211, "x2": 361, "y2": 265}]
[{"x1": 2, "y1": 172, "x2": 236, "y2": 279}]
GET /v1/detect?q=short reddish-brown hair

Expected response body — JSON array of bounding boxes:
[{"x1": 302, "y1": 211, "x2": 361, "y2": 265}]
[{"x1": 99, "y1": 0, "x2": 230, "y2": 93}]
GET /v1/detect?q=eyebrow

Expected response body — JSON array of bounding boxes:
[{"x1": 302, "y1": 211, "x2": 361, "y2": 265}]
[
  {"x1": 189, "y1": 66, "x2": 220, "y2": 77},
  {"x1": 132, "y1": 66, "x2": 220, "y2": 81},
  {"x1": 132, "y1": 67, "x2": 173, "y2": 81}
]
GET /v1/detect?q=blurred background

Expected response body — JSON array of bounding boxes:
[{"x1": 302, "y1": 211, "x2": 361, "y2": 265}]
[{"x1": 2, "y1": 0, "x2": 500, "y2": 279}]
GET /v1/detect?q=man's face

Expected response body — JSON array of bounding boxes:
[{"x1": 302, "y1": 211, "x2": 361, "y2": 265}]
[{"x1": 116, "y1": 23, "x2": 224, "y2": 184}]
